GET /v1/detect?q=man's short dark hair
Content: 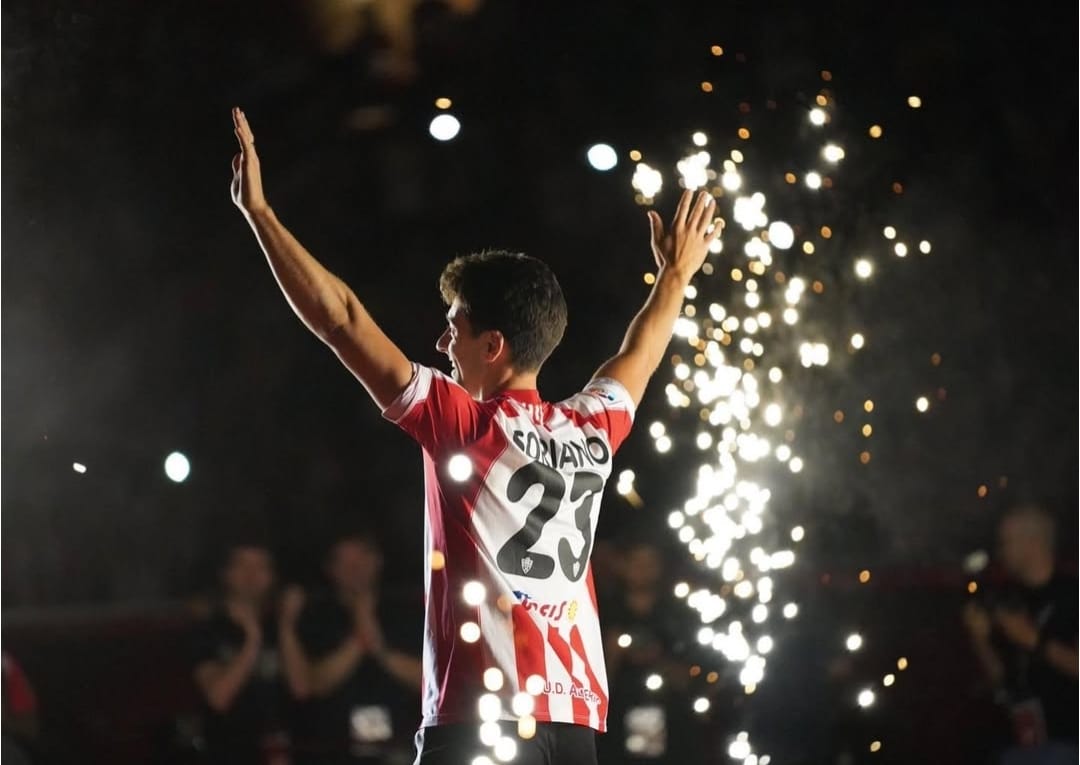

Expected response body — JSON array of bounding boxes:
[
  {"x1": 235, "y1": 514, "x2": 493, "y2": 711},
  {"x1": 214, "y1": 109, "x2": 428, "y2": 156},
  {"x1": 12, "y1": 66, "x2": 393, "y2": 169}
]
[{"x1": 439, "y1": 250, "x2": 568, "y2": 372}]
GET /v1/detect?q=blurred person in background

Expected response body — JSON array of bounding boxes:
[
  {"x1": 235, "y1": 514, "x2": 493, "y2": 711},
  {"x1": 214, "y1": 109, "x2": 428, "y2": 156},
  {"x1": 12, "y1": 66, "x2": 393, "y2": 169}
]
[
  {"x1": 963, "y1": 503, "x2": 1078, "y2": 764},
  {"x1": 2, "y1": 651, "x2": 39, "y2": 764},
  {"x1": 280, "y1": 531, "x2": 421, "y2": 765},
  {"x1": 600, "y1": 538, "x2": 701, "y2": 764},
  {"x1": 193, "y1": 541, "x2": 296, "y2": 765}
]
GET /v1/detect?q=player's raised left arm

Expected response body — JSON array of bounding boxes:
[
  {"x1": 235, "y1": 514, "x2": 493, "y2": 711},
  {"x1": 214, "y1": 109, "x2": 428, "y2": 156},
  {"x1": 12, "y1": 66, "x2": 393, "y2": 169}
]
[
  {"x1": 230, "y1": 107, "x2": 413, "y2": 410},
  {"x1": 591, "y1": 189, "x2": 719, "y2": 407}
]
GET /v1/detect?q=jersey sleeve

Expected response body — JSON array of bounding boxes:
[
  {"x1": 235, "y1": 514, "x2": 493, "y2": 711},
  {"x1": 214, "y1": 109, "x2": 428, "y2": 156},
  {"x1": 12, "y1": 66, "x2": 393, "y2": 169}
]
[
  {"x1": 381, "y1": 363, "x2": 482, "y2": 455},
  {"x1": 565, "y1": 377, "x2": 636, "y2": 454}
]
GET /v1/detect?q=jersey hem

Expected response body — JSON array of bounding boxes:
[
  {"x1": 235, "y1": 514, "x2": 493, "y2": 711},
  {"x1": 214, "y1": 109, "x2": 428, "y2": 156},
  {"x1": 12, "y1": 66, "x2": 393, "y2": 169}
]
[{"x1": 419, "y1": 712, "x2": 606, "y2": 734}]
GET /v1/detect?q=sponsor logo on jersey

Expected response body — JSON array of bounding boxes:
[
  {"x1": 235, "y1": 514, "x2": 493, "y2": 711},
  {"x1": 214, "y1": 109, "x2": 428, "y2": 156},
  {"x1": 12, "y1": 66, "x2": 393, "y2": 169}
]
[
  {"x1": 513, "y1": 590, "x2": 578, "y2": 622},
  {"x1": 542, "y1": 680, "x2": 601, "y2": 704},
  {"x1": 586, "y1": 386, "x2": 618, "y2": 403}
]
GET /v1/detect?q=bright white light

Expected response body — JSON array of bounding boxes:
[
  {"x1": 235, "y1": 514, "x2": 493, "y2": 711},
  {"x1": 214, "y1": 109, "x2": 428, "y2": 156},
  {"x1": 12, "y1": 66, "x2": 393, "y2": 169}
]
[
  {"x1": 494, "y1": 736, "x2": 518, "y2": 763},
  {"x1": 788, "y1": 457, "x2": 804, "y2": 473},
  {"x1": 767, "y1": 221, "x2": 794, "y2": 249},
  {"x1": 462, "y1": 580, "x2": 486, "y2": 606},
  {"x1": 857, "y1": 689, "x2": 876, "y2": 708},
  {"x1": 919, "y1": 240, "x2": 932, "y2": 254},
  {"x1": 677, "y1": 151, "x2": 711, "y2": 190},
  {"x1": 783, "y1": 308, "x2": 798, "y2": 325},
  {"x1": 448, "y1": 454, "x2": 472, "y2": 481},
  {"x1": 883, "y1": 673, "x2": 896, "y2": 686},
  {"x1": 511, "y1": 692, "x2": 535, "y2": 716},
  {"x1": 805, "y1": 172, "x2": 822, "y2": 190},
  {"x1": 883, "y1": 226, "x2": 897, "y2": 239},
  {"x1": 693, "y1": 697, "x2": 711, "y2": 713},
  {"x1": 751, "y1": 604, "x2": 768, "y2": 623},
  {"x1": 517, "y1": 715, "x2": 537, "y2": 739},
  {"x1": 696, "y1": 432, "x2": 714, "y2": 450},
  {"x1": 645, "y1": 674, "x2": 663, "y2": 691},
  {"x1": 73, "y1": 462, "x2": 87, "y2": 474},
  {"x1": 632, "y1": 163, "x2": 663, "y2": 199},
  {"x1": 851, "y1": 333, "x2": 865, "y2": 349},
  {"x1": 164, "y1": 452, "x2": 190, "y2": 483},
  {"x1": 763, "y1": 404, "x2": 782, "y2": 427},
  {"x1": 729, "y1": 739, "x2": 752, "y2": 759},
  {"x1": 656, "y1": 436, "x2": 672, "y2": 453},
  {"x1": 722, "y1": 170, "x2": 742, "y2": 191},
  {"x1": 479, "y1": 722, "x2": 501, "y2": 746},
  {"x1": 822, "y1": 144, "x2": 845, "y2": 162},
  {"x1": 854, "y1": 259, "x2": 874, "y2": 279},
  {"x1": 649, "y1": 422, "x2": 666, "y2": 438},
  {"x1": 472, "y1": 757, "x2": 495, "y2": 765},
  {"x1": 809, "y1": 108, "x2": 827, "y2": 126},
  {"x1": 757, "y1": 636, "x2": 774, "y2": 653},
  {"x1": 894, "y1": 242, "x2": 908, "y2": 257},
  {"x1": 478, "y1": 693, "x2": 502, "y2": 722},
  {"x1": 586, "y1": 143, "x2": 618, "y2": 171},
  {"x1": 783, "y1": 603, "x2": 798, "y2": 619},
  {"x1": 483, "y1": 668, "x2": 504, "y2": 691},
  {"x1": 916, "y1": 396, "x2": 930, "y2": 412},
  {"x1": 459, "y1": 622, "x2": 481, "y2": 643},
  {"x1": 692, "y1": 131, "x2": 708, "y2": 147},
  {"x1": 674, "y1": 582, "x2": 690, "y2": 598},
  {"x1": 525, "y1": 674, "x2": 545, "y2": 695},
  {"x1": 429, "y1": 113, "x2": 461, "y2": 141},
  {"x1": 790, "y1": 526, "x2": 805, "y2": 542},
  {"x1": 617, "y1": 633, "x2": 633, "y2": 648},
  {"x1": 768, "y1": 367, "x2": 782, "y2": 383},
  {"x1": 846, "y1": 633, "x2": 863, "y2": 651}
]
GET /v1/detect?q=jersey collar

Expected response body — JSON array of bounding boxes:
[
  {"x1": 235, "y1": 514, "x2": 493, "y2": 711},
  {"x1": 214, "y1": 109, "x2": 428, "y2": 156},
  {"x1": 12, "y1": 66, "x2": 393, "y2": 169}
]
[{"x1": 497, "y1": 388, "x2": 542, "y2": 404}]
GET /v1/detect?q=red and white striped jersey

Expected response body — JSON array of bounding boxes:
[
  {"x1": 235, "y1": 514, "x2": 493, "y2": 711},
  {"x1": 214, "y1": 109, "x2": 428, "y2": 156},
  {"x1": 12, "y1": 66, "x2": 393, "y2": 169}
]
[{"x1": 383, "y1": 364, "x2": 635, "y2": 732}]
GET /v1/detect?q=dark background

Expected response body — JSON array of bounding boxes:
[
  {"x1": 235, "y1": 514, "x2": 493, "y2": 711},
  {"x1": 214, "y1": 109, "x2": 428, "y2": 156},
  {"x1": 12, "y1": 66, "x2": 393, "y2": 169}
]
[{"x1": 2, "y1": 0, "x2": 1076, "y2": 762}]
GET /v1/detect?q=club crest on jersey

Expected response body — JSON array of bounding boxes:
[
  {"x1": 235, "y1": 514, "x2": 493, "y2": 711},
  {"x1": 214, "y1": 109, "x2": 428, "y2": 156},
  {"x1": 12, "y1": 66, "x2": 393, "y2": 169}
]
[
  {"x1": 585, "y1": 385, "x2": 618, "y2": 403},
  {"x1": 521, "y1": 556, "x2": 534, "y2": 575},
  {"x1": 513, "y1": 590, "x2": 578, "y2": 622}
]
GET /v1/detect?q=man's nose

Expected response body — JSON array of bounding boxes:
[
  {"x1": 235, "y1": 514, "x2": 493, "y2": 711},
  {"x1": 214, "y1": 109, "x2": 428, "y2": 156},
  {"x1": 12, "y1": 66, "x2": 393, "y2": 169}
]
[{"x1": 436, "y1": 329, "x2": 449, "y2": 352}]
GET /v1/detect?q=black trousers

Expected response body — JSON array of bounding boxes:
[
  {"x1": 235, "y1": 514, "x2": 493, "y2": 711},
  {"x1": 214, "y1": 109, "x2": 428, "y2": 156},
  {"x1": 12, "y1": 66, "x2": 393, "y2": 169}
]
[{"x1": 413, "y1": 721, "x2": 598, "y2": 765}]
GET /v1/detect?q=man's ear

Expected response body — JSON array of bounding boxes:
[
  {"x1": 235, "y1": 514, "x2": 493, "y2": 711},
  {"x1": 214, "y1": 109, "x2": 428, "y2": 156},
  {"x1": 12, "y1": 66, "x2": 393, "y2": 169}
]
[{"x1": 484, "y1": 330, "x2": 508, "y2": 363}]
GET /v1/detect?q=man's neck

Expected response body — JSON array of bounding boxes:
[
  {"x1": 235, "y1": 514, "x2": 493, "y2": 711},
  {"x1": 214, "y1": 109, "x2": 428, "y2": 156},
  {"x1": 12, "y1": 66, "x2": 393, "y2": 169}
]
[{"x1": 479, "y1": 369, "x2": 538, "y2": 400}]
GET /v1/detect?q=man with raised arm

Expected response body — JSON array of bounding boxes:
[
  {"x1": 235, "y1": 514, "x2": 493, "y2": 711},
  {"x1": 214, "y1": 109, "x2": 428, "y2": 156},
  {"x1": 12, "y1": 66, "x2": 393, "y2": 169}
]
[{"x1": 230, "y1": 107, "x2": 719, "y2": 765}]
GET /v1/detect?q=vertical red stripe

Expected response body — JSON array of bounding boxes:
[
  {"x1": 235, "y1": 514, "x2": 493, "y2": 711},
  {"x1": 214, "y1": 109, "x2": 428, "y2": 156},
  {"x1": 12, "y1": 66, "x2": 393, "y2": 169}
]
[
  {"x1": 546, "y1": 624, "x2": 590, "y2": 723},
  {"x1": 512, "y1": 606, "x2": 550, "y2": 720},
  {"x1": 568, "y1": 624, "x2": 608, "y2": 731}
]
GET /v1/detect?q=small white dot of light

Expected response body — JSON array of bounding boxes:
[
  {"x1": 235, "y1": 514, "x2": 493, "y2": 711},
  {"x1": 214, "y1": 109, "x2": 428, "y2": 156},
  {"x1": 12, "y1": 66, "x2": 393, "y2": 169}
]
[
  {"x1": 472, "y1": 757, "x2": 495, "y2": 765},
  {"x1": 494, "y1": 736, "x2": 517, "y2": 763},
  {"x1": 678, "y1": 526, "x2": 695, "y2": 543},
  {"x1": 964, "y1": 550, "x2": 990, "y2": 574},
  {"x1": 813, "y1": 344, "x2": 829, "y2": 365},
  {"x1": 645, "y1": 674, "x2": 663, "y2": 691},
  {"x1": 919, "y1": 240, "x2": 932, "y2": 254},
  {"x1": 483, "y1": 668, "x2": 504, "y2": 691},
  {"x1": 722, "y1": 316, "x2": 740, "y2": 332},
  {"x1": 429, "y1": 113, "x2": 461, "y2": 141},
  {"x1": 692, "y1": 131, "x2": 708, "y2": 146},
  {"x1": 764, "y1": 404, "x2": 782, "y2": 427},
  {"x1": 745, "y1": 278, "x2": 758, "y2": 293},
  {"x1": 674, "y1": 582, "x2": 691, "y2": 598},
  {"x1": 723, "y1": 159, "x2": 736, "y2": 172},
  {"x1": 511, "y1": 691, "x2": 535, "y2": 716},
  {"x1": 768, "y1": 367, "x2": 782, "y2": 383},
  {"x1": 846, "y1": 633, "x2": 864, "y2": 651},
  {"x1": 685, "y1": 284, "x2": 698, "y2": 299},
  {"x1": 870, "y1": 741, "x2": 882, "y2": 753},
  {"x1": 673, "y1": 317, "x2": 699, "y2": 337},
  {"x1": 164, "y1": 451, "x2": 191, "y2": 482},
  {"x1": 739, "y1": 664, "x2": 764, "y2": 686},
  {"x1": 757, "y1": 636, "x2": 774, "y2": 653},
  {"x1": 698, "y1": 626, "x2": 716, "y2": 644},
  {"x1": 734, "y1": 580, "x2": 754, "y2": 599},
  {"x1": 632, "y1": 162, "x2": 663, "y2": 198},
  {"x1": 478, "y1": 694, "x2": 502, "y2": 722},
  {"x1": 743, "y1": 317, "x2": 759, "y2": 334},
  {"x1": 752, "y1": 604, "x2": 768, "y2": 623},
  {"x1": 721, "y1": 170, "x2": 742, "y2": 191},
  {"x1": 586, "y1": 143, "x2": 618, "y2": 171},
  {"x1": 746, "y1": 757, "x2": 759, "y2": 765},
  {"x1": 857, "y1": 689, "x2": 876, "y2": 708},
  {"x1": 448, "y1": 454, "x2": 473, "y2": 481},
  {"x1": 883, "y1": 226, "x2": 897, "y2": 239},
  {"x1": 73, "y1": 462, "x2": 87, "y2": 474},
  {"x1": 770, "y1": 551, "x2": 795, "y2": 568},
  {"x1": 462, "y1": 580, "x2": 486, "y2": 606},
  {"x1": 757, "y1": 312, "x2": 772, "y2": 329},
  {"x1": 767, "y1": 221, "x2": 795, "y2": 249},
  {"x1": 668, "y1": 511, "x2": 685, "y2": 529},
  {"x1": 460, "y1": 622, "x2": 481, "y2": 642},
  {"x1": 739, "y1": 337, "x2": 754, "y2": 354},
  {"x1": 745, "y1": 239, "x2": 770, "y2": 260},
  {"x1": 851, "y1": 332, "x2": 865, "y2": 349},
  {"x1": 731, "y1": 149, "x2": 744, "y2": 162},
  {"x1": 525, "y1": 674, "x2": 545, "y2": 695},
  {"x1": 617, "y1": 633, "x2": 633, "y2": 648},
  {"x1": 805, "y1": 172, "x2": 822, "y2": 189},
  {"x1": 709, "y1": 303, "x2": 726, "y2": 321},
  {"x1": 649, "y1": 422, "x2": 666, "y2": 438},
  {"x1": 916, "y1": 396, "x2": 930, "y2": 412},
  {"x1": 696, "y1": 432, "x2": 714, "y2": 450},
  {"x1": 517, "y1": 715, "x2": 537, "y2": 739},
  {"x1": 775, "y1": 445, "x2": 792, "y2": 462},
  {"x1": 783, "y1": 603, "x2": 798, "y2": 618},
  {"x1": 745, "y1": 292, "x2": 761, "y2": 309},
  {"x1": 883, "y1": 673, "x2": 895, "y2": 686},
  {"x1": 677, "y1": 151, "x2": 711, "y2": 190},
  {"x1": 855, "y1": 259, "x2": 874, "y2": 279},
  {"x1": 782, "y1": 308, "x2": 798, "y2": 325},
  {"x1": 619, "y1": 469, "x2": 635, "y2": 483},
  {"x1": 788, "y1": 457, "x2": 804, "y2": 473},
  {"x1": 729, "y1": 739, "x2": 753, "y2": 759},
  {"x1": 693, "y1": 697, "x2": 711, "y2": 713},
  {"x1": 790, "y1": 526, "x2": 805, "y2": 542},
  {"x1": 822, "y1": 144, "x2": 845, "y2": 162},
  {"x1": 908, "y1": 95, "x2": 922, "y2": 108},
  {"x1": 761, "y1": 758, "x2": 771, "y2": 765},
  {"x1": 675, "y1": 363, "x2": 691, "y2": 380},
  {"x1": 894, "y1": 242, "x2": 908, "y2": 257},
  {"x1": 809, "y1": 108, "x2": 827, "y2": 126},
  {"x1": 656, "y1": 435, "x2": 673, "y2": 453}
]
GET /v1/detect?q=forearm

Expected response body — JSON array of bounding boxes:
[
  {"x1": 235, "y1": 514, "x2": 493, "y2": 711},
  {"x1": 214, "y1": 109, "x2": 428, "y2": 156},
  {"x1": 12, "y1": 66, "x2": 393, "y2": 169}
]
[
  {"x1": 278, "y1": 624, "x2": 313, "y2": 699},
  {"x1": 310, "y1": 638, "x2": 365, "y2": 697},
  {"x1": 1042, "y1": 639, "x2": 1079, "y2": 678},
  {"x1": 617, "y1": 268, "x2": 690, "y2": 373},
  {"x1": 245, "y1": 207, "x2": 354, "y2": 340},
  {"x1": 377, "y1": 649, "x2": 423, "y2": 691},
  {"x1": 201, "y1": 641, "x2": 261, "y2": 712}
]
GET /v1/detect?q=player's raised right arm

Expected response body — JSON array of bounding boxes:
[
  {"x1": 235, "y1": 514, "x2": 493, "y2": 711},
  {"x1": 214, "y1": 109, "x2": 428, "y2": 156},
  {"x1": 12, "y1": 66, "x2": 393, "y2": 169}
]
[{"x1": 230, "y1": 108, "x2": 413, "y2": 409}]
